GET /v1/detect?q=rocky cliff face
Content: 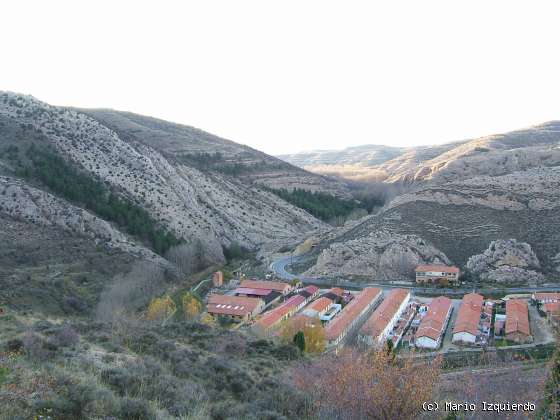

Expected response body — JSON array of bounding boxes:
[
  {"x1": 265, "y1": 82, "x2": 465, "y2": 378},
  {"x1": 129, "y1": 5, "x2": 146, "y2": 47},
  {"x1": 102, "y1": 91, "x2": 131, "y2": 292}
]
[
  {"x1": 304, "y1": 230, "x2": 451, "y2": 280},
  {"x1": 0, "y1": 92, "x2": 335, "y2": 252},
  {"x1": 305, "y1": 166, "x2": 560, "y2": 282},
  {"x1": 466, "y1": 239, "x2": 545, "y2": 284}
]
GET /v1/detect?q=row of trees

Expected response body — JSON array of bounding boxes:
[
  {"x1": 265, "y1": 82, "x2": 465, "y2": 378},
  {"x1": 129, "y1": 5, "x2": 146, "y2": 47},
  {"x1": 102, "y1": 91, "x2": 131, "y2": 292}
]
[
  {"x1": 267, "y1": 187, "x2": 364, "y2": 222},
  {"x1": 146, "y1": 292, "x2": 202, "y2": 322},
  {"x1": 16, "y1": 144, "x2": 181, "y2": 255}
]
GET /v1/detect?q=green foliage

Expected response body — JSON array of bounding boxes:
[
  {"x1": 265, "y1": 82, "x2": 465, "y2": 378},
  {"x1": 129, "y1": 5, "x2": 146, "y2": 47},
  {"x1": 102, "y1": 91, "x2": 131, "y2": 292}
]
[
  {"x1": 179, "y1": 152, "x2": 288, "y2": 175},
  {"x1": 222, "y1": 242, "x2": 251, "y2": 261},
  {"x1": 266, "y1": 187, "x2": 363, "y2": 221},
  {"x1": 16, "y1": 144, "x2": 181, "y2": 255},
  {"x1": 0, "y1": 366, "x2": 9, "y2": 384},
  {"x1": 293, "y1": 331, "x2": 305, "y2": 352}
]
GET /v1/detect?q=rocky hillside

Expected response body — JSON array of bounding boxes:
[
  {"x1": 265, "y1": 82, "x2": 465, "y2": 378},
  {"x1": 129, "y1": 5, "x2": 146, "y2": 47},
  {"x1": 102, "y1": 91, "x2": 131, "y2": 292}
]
[
  {"x1": 281, "y1": 122, "x2": 560, "y2": 184},
  {"x1": 77, "y1": 108, "x2": 350, "y2": 196},
  {"x1": 0, "y1": 92, "x2": 344, "y2": 256},
  {"x1": 305, "y1": 166, "x2": 560, "y2": 282}
]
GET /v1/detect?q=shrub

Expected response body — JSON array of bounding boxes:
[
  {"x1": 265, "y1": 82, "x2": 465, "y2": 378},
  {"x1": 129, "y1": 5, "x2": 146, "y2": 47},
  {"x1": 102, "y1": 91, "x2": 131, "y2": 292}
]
[
  {"x1": 23, "y1": 332, "x2": 57, "y2": 361},
  {"x1": 53, "y1": 325, "x2": 80, "y2": 347},
  {"x1": 119, "y1": 397, "x2": 155, "y2": 420}
]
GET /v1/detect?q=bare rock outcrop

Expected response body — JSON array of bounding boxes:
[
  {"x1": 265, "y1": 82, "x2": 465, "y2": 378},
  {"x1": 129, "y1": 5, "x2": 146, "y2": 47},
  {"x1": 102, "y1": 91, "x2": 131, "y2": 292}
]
[
  {"x1": 305, "y1": 230, "x2": 451, "y2": 280},
  {"x1": 466, "y1": 239, "x2": 545, "y2": 284}
]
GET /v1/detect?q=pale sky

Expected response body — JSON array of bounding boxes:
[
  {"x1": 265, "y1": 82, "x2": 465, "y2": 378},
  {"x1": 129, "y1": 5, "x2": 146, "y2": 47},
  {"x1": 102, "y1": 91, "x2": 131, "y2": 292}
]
[{"x1": 1, "y1": 1, "x2": 559, "y2": 155}]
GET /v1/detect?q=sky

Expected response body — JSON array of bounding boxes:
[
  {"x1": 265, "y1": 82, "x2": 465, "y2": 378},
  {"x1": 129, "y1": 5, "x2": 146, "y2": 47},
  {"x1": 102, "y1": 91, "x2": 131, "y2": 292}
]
[{"x1": 1, "y1": 1, "x2": 559, "y2": 155}]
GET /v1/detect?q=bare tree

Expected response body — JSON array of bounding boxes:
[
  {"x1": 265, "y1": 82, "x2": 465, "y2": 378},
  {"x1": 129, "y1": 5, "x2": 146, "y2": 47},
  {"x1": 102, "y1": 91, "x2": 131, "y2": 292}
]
[
  {"x1": 165, "y1": 236, "x2": 225, "y2": 278},
  {"x1": 293, "y1": 348, "x2": 441, "y2": 420},
  {"x1": 95, "y1": 261, "x2": 166, "y2": 324}
]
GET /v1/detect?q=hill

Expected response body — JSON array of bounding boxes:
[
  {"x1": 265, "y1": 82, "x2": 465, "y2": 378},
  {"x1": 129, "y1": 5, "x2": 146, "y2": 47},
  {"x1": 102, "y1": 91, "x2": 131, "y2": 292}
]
[
  {"x1": 305, "y1": 166, "x2": 560, "y2": 283},
  {"x1": 280, "y1": 122, "x2": 560, "y2": 184}
]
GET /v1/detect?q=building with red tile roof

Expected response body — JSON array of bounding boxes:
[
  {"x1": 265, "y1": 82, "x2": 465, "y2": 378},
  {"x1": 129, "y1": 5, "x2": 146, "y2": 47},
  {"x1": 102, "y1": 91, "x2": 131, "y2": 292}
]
[
  {"x1": 505, "y1": 299, "x2": 532, "y2": 343},
  {"x1": 452, "y1": 293, "x2": 483, "y2": 345},
  {"x1": 415, "y1": 264, "x2": 460, "y2": 286},
  {"x1": 207, "y1": 294, "x2": 265, "y2": 322},
  {"x1": 284, "y1": 294, "x2": 307, "y2": 311},
  {"x1": 415, "y1": 296, "x2": 453, "y2": 349},
  {"x1": 240, "y1": 279, "x2": 292, "y2": 295},
  {"x1": 253, "y1": 305, "x2": 294, "y2": 332},
  {"x1": 358, "y1": 288, "x2": 411, "y2": 347},
  {"x1": 325, "y1": 288, "x2": 382, "y2": 348},
  {"x1": 532, "y1": 292, "x2": 560, "y2": 304},
  {"x1": 302, "y1": 297, "x2": 334, "y2": 318}
]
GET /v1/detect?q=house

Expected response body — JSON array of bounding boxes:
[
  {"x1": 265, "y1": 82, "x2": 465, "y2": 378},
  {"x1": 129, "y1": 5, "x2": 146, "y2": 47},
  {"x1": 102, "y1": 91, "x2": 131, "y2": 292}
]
[
  {"x1": 415, "y1": 296, "x2": 453, "y2": 349},
  {"x1": 358, "y1": 288, "x2": 411, "y2": 347},
  {"x1": 299, "y1": 285, "x2": 320, "y2": 301},
  {"x1": 212, "y1": 271, "x2": 224, "y2": 287},
  {"x1": 494, "y1": 314, "x2": 506, "y2": 337},
  {"x1": 325, "y1": 288, "x2": 382, "y2": 348},
  {"x1": 207, "y1": 294, "x2": 265, "y2": 322},
  {"x1": 415, "y1": 265, "x2": 460, "y2": 286},
  {"x1": 532, "y1": 292, "x2": 560, "y2": 305},
  {"x1": 544, "y1": 302, "x2": 560, "y2": 325},
  {"x1": 240, "y1": 279, "x2": 293, "y2": 295},
  {"x1": 234, "y1": 287, "x2": 282, "y2": 305},
  {"x1": 302, "y1": 297, "x2": 333, "y2": 318},
  {"x1": 284, "y1": 294, "x2": 307, "y2": 312},
  {"x1": 253, "y1": 305, "x2": 294, "y2": 333},
  {"x1": 452, "y1": 293, "x2": 483, "y2": 345},
  {"x1": 320, "y1": 303, "x2": 342, "y2": 322},
  {"x1": 505, "y1": 299, "x2": 532, "y2": 343}
]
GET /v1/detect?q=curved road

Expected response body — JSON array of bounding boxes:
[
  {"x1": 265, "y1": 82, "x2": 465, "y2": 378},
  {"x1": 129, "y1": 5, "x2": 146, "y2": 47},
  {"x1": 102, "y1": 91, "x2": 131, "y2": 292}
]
[{"x1": 270, "y1": 254, "x2": 560, "y2": 296}]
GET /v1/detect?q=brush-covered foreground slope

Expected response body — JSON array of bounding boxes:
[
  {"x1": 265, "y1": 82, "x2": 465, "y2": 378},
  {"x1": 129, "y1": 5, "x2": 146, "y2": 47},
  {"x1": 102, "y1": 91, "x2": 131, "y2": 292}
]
[
  {"x1": 306, "y1": 166, "x2": 560, "y2": 282},
  {"x1": 0, "y1": 92, "x2": 340, "y2": 254},
  {"x1": 281, "y1": 122, "x2": 560, "y2": 184}
]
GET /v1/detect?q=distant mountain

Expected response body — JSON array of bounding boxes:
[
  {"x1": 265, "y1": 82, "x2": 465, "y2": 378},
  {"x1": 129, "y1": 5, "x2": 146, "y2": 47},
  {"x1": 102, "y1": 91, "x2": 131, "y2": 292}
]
[
  {"x1": 279, "y1": 122, "x2": 560, "y2": 184},
  {"x1": 278, "y1": 144, "x2": 406, "y2": 167}
]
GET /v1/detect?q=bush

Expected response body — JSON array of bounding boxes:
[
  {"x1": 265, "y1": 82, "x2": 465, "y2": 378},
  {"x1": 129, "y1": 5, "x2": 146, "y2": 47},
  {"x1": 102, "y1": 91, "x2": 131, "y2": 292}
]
[
  {"x1": 119, "y1": 397, "x2": 155, "y2": 420},
  {"x1": 23, "y1": 332, "x2": 57, "y2": 361},
  {"x1": 53, "y1": 325, "x2": 80, "y2": 348}
]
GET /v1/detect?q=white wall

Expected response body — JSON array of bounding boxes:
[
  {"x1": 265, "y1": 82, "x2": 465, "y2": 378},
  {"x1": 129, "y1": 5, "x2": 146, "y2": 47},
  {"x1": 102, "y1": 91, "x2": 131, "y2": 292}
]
[
  {"x1": 452, "y1": 331, "x2": 476, "y2": 344},
  {"x1": 416, "y1": 336, "x2": 438, "y2": 349}
]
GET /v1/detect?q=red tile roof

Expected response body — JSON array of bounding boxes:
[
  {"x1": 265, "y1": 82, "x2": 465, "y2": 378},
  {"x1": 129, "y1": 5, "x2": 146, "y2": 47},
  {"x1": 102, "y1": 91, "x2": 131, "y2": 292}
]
[
  {"x1": 359, "y1": 289, "x2": 410, "y2": 339},
  {"x1": 325, "y1": 288, "x2": 382, "y2": 341},
  {"x1": 207, "y1": 294, "x2": 263, "y2": 317},
  {"x1": 255, "y1": 305, "x2": 293, "y2": 329},
  {"x1": 240, "y1": 279, "x2": 290, "y2": 292},
  {"x1": 453, "y1": 293, "x2": 483, "y2": 336},
  {"x1": 303, "y1": 285, "x2": 319, "y2": 295},
  {"x1": 506, "y1": 299, "x2": 530, "y2": 337},
  {"x1": 544, "y1": 302, "x2": 560, "y2": 314},
  {"x1": 308, "y1": 297, "x2": 333, "y2": 313},
  {"x1": 285, "y1": 295, "x2": 306, "y2": 308},
  {"x1": 415, "y1": 264, "x2": 459, "y2": 274},
  {"x1": 416, "y1": 296, "x2": 452, "y2": 341},
  {"x1": 534, "y1": 292, "x2": 560, "y2": 302},
  {"x1": 329, "y1": 287, "x2": 345, "y2": 297}
]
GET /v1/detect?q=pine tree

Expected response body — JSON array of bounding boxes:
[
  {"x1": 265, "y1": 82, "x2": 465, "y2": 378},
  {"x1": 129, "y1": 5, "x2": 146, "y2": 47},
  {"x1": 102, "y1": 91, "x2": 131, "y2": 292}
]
[{"x1": 293, "y1": 330, "x2": 306, "y2": 352}]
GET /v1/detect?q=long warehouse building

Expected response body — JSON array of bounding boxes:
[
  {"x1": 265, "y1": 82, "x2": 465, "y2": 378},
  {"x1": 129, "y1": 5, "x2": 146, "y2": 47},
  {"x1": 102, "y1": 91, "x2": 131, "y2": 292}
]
[{"x1": 325, "y1": 287, "x2": 382, "y2": 348}]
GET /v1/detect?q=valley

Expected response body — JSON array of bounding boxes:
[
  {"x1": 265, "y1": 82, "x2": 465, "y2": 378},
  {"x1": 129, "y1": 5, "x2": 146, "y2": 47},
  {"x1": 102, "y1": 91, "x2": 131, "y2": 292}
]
[{"x1": 1, "y1": 92, "x2": 559, "y2": 419}]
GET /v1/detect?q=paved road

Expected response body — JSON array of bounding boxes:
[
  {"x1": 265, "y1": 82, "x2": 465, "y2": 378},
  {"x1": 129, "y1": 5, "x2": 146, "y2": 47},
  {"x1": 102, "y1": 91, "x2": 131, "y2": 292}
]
[{"x1": 270, "y1": 254, "x2": 560, "y2": 296}]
